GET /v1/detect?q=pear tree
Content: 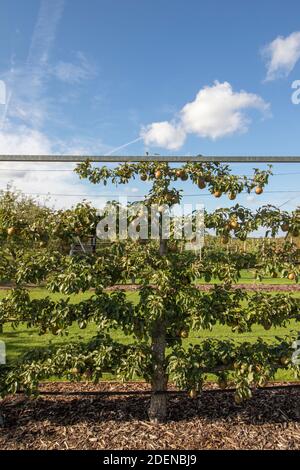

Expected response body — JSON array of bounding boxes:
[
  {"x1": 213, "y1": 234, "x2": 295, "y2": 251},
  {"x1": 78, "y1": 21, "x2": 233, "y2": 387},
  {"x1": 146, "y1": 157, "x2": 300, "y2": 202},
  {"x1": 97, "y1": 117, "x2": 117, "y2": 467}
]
[{"x1": 0, "y1": 161, "x2": 299, "y2": 422}]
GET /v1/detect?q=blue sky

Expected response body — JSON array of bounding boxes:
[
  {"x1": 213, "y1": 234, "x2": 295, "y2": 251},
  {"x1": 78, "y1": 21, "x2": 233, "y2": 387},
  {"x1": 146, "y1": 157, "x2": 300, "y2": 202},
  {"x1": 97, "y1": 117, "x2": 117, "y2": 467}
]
[{"x1": 0, "y1": 0, "x2": 299, "y2": 211}]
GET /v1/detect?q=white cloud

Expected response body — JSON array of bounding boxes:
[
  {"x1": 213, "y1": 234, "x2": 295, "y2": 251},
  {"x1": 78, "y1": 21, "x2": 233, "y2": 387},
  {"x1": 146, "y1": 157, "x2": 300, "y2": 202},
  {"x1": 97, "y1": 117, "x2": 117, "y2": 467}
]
[
  {"x1": 262, "y1": 31, "x2": 300, "y2": 81},
  {"x1": 0, "y1": 123, "x2": 113, "y2": 209},
  {"x1": 52, "y1": 52, "x2": 97, "y2": 84},
  {"x1": 141, "y1": 121, "x2": 186, "y2": 150},
  {"x1": 140, "y1": 81, "x2": 269, "y2": 149},
  {"x1": 181, "y1": 82, "x2": 269, "y2": 139},
  {"x1": 0, "y1": 125, "x2": 52, "y2": 155},
  {"x1": 2, "y1": 53, "x2": 96, "y2": 131},
  {"x1": 0, "y1": 124, "x2": 76, "y2": 208}
]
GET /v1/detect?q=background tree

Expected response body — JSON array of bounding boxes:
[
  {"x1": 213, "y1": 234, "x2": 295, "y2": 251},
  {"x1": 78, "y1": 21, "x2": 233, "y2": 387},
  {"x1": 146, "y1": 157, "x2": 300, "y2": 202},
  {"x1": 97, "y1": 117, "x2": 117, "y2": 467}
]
[{"x1": 0, "y1": 162, "x2": 299, "y2": 422}]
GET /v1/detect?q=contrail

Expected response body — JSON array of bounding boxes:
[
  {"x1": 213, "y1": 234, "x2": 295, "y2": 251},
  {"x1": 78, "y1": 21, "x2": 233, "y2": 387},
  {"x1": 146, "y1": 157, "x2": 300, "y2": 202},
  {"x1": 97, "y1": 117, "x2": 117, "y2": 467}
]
[
  {"x1": 0, "y1": 89, "x2": 12, "y2": 130},
  {"x1": 0, "y1": 57, "x2": 12, "y2": 129},
  {"x1": 278, "y1": 193, "x2": 300, "y2": 208},
  {"x1": 0, "y1": 0, "x2": 65, "y2": 130},
  {"x1": 27, "y1": 0, "x2": 65, "y2": 68},
  {"x1": 0, "y1": 80, "x2": 5, "y2": 105},
  {"x1": 104, "y1": 136, "x2": 143, "y2": 156}
]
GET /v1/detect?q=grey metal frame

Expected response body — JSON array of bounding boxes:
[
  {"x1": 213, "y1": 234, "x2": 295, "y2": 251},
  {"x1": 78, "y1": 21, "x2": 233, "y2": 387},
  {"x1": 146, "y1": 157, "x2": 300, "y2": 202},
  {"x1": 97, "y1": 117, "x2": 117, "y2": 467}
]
[{"x1": 0, "y1": 155, "x2": 300, "y2": 163}]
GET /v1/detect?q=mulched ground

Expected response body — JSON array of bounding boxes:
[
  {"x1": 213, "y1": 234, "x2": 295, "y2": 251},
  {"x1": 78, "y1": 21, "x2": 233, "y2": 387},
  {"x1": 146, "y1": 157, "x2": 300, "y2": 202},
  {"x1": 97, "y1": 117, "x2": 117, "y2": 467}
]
[{"x1": 1, "y1": 382, "x2": 300, "y2": 450}]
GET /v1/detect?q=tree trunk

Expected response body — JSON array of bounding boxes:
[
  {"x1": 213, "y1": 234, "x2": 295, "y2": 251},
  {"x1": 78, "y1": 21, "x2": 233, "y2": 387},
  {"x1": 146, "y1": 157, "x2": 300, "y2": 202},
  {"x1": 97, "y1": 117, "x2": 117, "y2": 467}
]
[
  {"x1": 159, "y1": 238, "x2": 168, "y2": 256},
  {"x1": 148, "y1": 318, "x2": 168, "y2": 422},
  {"x1": 149, "y1": 232, "x2": 168, "y2": 422}
]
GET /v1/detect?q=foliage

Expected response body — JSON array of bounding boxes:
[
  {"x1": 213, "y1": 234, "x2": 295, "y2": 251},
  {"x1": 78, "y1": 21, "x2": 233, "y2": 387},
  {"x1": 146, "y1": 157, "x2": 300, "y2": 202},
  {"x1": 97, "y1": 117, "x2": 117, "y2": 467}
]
[{"x1": 0, "y1": 162, "x2": 299, "y2": 418}]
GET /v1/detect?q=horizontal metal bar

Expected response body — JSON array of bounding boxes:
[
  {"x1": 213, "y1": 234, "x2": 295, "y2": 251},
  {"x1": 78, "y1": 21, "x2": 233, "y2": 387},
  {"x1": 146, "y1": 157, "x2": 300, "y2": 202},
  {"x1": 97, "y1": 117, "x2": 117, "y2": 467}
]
[{"x1": 0, "y1": 155, "x2": 300, "y2": 163}]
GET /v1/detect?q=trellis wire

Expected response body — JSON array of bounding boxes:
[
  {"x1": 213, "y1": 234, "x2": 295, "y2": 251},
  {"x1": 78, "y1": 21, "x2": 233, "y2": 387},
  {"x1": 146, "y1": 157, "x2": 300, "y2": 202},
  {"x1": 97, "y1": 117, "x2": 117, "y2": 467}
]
[
  {"x1": 0, "y1": 168, "x2": 300, "y2": 176},
  {"x1": 0, "y1": 154, "x2": 299, "y2": 201},
  {"x1": 0, "y1": 189, "x2": 299, "y2": 199}
]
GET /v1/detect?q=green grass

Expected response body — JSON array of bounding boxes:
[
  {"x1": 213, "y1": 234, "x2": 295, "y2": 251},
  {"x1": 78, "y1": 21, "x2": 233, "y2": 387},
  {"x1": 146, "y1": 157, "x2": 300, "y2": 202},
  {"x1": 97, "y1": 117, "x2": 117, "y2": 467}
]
[
  {"x1": 196, "y1": 268, "x2": 297, "y2": 285},
  {"x1": 0, "y1": 287, "x2": 299, "y2": 382}
]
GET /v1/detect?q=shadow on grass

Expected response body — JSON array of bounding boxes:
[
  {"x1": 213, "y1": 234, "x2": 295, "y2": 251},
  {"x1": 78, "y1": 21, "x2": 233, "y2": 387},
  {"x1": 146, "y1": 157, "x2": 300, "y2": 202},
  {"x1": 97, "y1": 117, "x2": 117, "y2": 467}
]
[
  {"x1": 2, "y1": 340, "x2": 69, "y2": 362},
  {"x1": 0, "y1": 329, "x2": 39, "y2": 338}
]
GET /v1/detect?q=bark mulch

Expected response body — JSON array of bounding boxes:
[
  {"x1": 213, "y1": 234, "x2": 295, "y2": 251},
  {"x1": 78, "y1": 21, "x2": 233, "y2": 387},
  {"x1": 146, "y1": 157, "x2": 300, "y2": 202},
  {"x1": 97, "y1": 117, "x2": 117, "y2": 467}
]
[{"x1": 1, "y1": 382, "x2": 300, "y2": 450}]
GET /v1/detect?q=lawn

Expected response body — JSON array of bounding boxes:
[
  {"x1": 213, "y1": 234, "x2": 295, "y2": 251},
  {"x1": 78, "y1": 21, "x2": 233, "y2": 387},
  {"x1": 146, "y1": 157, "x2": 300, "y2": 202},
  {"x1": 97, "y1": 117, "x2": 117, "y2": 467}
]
[
  {"x1": 197, "y1": 268, "x2": 297, "y2": 284},
  {"x1": 0, "y1": 287, "x2": 299, "y2": 381}
]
